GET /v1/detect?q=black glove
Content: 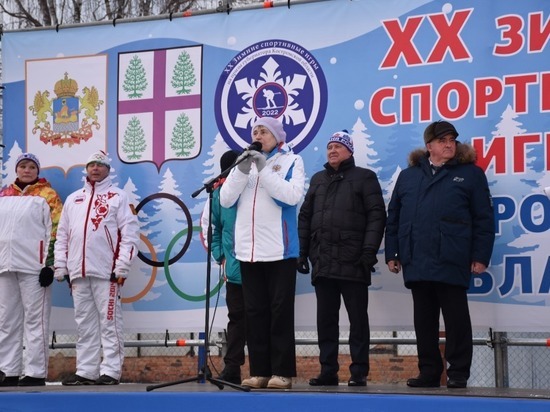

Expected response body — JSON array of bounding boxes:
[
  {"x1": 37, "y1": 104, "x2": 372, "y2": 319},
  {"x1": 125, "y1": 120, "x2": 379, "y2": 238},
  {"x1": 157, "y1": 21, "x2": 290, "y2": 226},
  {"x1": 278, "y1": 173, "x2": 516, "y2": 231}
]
[
  {"x1": 297, "y1": 256, "x2": 310, "y2": 274},
  {"x1": 110, "y1": 272, "x2": 126, "y2": 286},
  {"x1": 39, "y1": 267, "x2": 54, "y2": 287},
  {"x1": 358, "y1": 252, "x2": 377, "y2": 273}
]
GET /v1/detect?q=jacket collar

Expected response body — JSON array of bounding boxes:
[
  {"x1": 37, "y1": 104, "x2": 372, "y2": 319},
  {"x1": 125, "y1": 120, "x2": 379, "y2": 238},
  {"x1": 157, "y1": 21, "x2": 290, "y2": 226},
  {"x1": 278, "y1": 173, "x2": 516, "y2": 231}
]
[
  {"x1": 408, "y1": 142, "x2": 477, "y2": 168},
  {"x1": 266, "y1": 142, "x2": 292, "y2": 159},
  {"x1": 85, "y1": 175, "x2": 112, "y2": 191},
  {"x1": 324, "y1": 156, "x2": 356, "y2": 175}
]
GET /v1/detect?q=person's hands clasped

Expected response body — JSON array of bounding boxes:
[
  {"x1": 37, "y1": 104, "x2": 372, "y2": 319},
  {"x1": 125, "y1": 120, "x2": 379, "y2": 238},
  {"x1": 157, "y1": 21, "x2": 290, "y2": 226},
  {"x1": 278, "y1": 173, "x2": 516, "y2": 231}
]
[
  {"x1": 249, "y1": 151, "x2": 266, "y2": 172},
  {"x1": 297, "y1": 256, "x2": 310, "y2": 274},
  {"x1": 39, "y1": 266, "x2": 54, "y2": 287}
]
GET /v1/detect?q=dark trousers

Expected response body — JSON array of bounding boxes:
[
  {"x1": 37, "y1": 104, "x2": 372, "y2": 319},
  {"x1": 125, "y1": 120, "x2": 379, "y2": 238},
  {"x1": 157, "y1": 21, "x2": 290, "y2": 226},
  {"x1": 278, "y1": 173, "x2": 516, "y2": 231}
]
[
  {"x1": 315, "y1": 278, "x2": 370, "y2": 378},
  {"x1": 410, "y1": 281, "x2": 473, "y2": 380},
  {"x1": 240, "y1": 258, "x2": 297, "y2": 377},
  {"x1": 223, "y1": 281, "x2": 246, "y2": 371}
]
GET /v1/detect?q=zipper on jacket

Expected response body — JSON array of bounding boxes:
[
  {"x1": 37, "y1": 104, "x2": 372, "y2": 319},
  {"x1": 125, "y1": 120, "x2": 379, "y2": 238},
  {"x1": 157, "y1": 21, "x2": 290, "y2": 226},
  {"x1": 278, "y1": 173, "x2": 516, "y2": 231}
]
[
  {"x1": 39, "y1": 240, "x2": 44, "y2": 264},
  {"x1": 105, "y1": 226, "x2": 122, "y2": 273},
  {"x1": 250, "y1": 175, "x2": 260, "y2": 261},
  {"x1": 82, "y1": 184, "x2": 96, "y2": 277}
]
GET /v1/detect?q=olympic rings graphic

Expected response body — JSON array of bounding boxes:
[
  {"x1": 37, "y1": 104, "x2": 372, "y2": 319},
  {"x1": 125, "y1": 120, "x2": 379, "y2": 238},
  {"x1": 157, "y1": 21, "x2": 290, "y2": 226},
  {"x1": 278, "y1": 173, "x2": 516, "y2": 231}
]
[
  {"x1": 131, "y1": 192, "x2": 222, "y2": 302},
  {"x1": 164, "y1": 227, "x2": 224, "y2": 302},
  {"x1": 134, "y1": 193, "x2": 192, "y2": 267},
  {"x1": 121, "y1": 233, "x2": 158, "y2": 304}
]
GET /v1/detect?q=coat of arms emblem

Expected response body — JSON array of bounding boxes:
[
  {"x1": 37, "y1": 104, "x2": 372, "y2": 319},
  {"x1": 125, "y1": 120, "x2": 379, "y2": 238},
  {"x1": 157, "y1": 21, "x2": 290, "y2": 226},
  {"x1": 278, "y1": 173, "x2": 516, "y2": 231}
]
[{"x1": 28, "y1": 72, "x2": 104, "y2": 147}]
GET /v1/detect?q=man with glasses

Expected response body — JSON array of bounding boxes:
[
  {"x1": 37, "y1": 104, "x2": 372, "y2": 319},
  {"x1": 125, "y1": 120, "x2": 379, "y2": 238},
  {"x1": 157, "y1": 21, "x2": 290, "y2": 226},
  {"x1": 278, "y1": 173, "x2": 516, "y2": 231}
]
[{"x1": 384, "y1": 121, "x2": 495, "y2": 389}]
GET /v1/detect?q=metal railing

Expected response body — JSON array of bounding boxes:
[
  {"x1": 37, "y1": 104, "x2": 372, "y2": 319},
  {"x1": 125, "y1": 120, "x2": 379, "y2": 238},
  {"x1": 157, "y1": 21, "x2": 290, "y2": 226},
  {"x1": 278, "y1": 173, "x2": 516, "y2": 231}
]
[{"x1": 48, "y1": 329, "x2": 550, "y2": 389}]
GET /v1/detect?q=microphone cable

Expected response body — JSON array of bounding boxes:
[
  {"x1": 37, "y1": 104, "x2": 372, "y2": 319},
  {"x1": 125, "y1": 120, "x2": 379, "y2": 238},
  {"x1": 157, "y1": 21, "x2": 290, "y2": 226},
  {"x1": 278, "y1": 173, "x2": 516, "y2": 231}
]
[{"x1": 207, "y1": 255, "x2": 226, "y2": 377}]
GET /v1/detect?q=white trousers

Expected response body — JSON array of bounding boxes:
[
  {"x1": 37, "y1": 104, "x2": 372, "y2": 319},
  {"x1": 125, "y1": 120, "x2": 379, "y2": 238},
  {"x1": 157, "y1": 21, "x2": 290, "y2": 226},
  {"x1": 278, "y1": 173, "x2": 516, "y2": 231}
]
[
  {"x1": 71, "y1": 277, "x2": 124, "y2": 380},
  {"x1": 0, "y1": 271, "x2": 51, "y2": 378}
]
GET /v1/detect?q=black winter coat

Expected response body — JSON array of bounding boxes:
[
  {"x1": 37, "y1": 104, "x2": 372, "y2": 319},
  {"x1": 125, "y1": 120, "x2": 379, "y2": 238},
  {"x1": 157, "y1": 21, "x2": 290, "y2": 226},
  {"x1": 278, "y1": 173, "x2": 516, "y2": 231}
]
[
  {"x1": 384, "y1": 144, "x2": 495, "y2": 289},
  {"x1": 298, "y1": 157, "x2": 386, "y2": 286}
]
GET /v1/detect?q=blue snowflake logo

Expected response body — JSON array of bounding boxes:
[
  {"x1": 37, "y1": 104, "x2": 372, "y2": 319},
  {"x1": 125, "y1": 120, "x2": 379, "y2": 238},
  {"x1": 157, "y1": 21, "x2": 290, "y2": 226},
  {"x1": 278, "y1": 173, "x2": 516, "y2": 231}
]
[{"x1": 215, "y1": 40, "x2": 327, "y2": 153}]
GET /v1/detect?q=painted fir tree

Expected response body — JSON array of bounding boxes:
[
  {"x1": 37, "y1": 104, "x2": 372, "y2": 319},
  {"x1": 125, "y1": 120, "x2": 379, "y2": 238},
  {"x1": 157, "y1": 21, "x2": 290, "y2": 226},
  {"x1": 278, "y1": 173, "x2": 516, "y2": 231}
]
[
  {"x1": 170, "y1": 112, "x2": 195, "y2": 157},
  {"x1": 122, "y1": 116, "x2": 147, "y2": 160},
  {"x1": 171, "y1": 51, "x2": 196, "y2": 95},
  {"x1": 1, "y1": 141, "x2": 23, "y2": 188},
  {"x1": 123, "y1": 55, "x2": 148, "y2": 98}
]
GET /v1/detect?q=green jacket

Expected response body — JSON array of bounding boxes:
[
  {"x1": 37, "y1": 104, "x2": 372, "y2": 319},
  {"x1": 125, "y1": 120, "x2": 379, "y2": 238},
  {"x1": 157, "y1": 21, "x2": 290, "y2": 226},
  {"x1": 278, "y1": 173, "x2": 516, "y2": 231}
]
[{"x1": 209, "y1": 182, "x2": 241, "y2": 284}]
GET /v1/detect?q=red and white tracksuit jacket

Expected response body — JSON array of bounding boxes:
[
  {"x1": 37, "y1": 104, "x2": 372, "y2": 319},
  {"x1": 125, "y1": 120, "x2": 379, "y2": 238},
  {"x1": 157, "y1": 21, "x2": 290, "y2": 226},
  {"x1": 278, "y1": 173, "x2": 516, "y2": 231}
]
[{"x1": 54, "y1": 176, "x2": 139, "y2": 380}]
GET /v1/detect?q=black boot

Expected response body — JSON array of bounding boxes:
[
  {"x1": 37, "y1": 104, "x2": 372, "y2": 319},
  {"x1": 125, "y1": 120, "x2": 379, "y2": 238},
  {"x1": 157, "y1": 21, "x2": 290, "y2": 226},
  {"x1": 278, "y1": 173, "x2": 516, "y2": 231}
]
[
  {"x1": 18, "y1": 376, "x2": 46, "y2": 386},
  {"x1": 406, "y1": 375, "x2": 440, "y2": 388},
  {"x1": 309, "y1": 374, "x2": 339, "y2": 386},
  {"x1": 0, "y1": 376, "x2": 20, "y2": 387},
  {"x1": 217, "y1": 367, "x2": 241, "y2": 385}
]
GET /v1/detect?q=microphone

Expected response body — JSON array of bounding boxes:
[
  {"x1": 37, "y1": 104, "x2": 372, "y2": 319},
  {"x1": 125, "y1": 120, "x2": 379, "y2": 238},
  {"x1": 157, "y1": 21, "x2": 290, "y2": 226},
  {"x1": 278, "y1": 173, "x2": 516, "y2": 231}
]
[
  {"x1": 243, "y1": 141, "x2": 262, "y2": 153},
  {"x1": 191, "y1": 141, "x2": 263, "y2": 199},
  {"x1": 232, "y1": 141, "x2": 263, "y2": 163},
  {"x1": 227, "y1": 141, "x2": 262, "y2": 171}
]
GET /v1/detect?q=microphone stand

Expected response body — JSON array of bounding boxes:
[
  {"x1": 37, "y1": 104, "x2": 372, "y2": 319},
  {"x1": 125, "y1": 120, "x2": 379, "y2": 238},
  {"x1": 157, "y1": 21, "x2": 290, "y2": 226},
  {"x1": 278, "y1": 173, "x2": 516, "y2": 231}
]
[
  {"x1": 188, "y1": 149, "x2": 255, "y2": 199},
  {"x1": 146, "y1": 159, "x2": 250, "y2": 392}
]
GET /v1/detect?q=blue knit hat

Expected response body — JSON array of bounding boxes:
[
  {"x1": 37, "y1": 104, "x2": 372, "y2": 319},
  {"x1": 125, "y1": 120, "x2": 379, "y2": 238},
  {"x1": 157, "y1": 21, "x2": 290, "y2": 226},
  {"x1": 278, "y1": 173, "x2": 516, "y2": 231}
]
[
  {"x1": 16, "y1": 153, "x2": 40, "y2": 172},
  {"x1": 328, "y1": 130, "x2": 354, "y2": 154}
]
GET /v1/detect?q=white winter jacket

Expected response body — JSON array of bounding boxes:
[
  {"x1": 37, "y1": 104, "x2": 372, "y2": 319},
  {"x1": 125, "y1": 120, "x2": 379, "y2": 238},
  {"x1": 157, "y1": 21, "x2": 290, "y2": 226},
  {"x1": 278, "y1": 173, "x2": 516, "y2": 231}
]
[
  {"x1": 0, "y1": 178, "x2": 62, "y2": 274},
  {"x1": 54, "y1": 176, "x2": 139, "y2": 280},
  {"x1": 0, "y1": 196, "x2": 52, "y2": 274},
  {"x1": 220, "y1": 143, "x2": 305, "y2": 262}
]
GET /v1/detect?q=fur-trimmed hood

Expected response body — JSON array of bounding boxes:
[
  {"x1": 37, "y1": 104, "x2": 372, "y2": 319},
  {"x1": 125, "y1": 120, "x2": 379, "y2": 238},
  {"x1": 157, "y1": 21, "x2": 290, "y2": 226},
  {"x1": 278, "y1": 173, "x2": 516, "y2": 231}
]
[{"x1": 407, "y1": 142, "x2": 477, "y2": 167}]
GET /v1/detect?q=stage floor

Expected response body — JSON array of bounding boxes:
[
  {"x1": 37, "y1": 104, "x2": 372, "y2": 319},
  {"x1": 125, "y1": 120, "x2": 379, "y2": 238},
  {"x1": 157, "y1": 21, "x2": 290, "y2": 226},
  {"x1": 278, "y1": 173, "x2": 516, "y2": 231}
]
[
  {"x1": 1, "y1": 380, "x2": 549, "y2": 398},
  {"x1": 1, "y1": 381, "x2": 549, "y2": 412}
]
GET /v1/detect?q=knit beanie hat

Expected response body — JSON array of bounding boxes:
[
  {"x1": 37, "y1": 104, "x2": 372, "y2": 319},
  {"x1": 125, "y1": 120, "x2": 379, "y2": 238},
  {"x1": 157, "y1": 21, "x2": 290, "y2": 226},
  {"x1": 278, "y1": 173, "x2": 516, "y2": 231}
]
[
  {"x1": 424, "y1": 121, "x2": 459, "y2": 144},
  {"x1": 327, "y1": 130, "x2": 354, "y2": 154},
  {"x1": 86, "y1": 150, "x2": 111, "y2": 168},
  {"x1": 16, "y1": 153, "x2": 40, "y2": 172},
  {"x1": 220, "y1": 149, "x2": 240, "y2": 176},
  {"x1": 252, "y1": 117, "x2": 287, "y2": 144}
]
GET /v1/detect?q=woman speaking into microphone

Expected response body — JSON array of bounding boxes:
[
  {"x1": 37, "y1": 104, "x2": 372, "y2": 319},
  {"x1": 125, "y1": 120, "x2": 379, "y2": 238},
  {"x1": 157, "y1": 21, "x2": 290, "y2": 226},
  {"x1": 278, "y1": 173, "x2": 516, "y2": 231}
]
[{"x1": 220, "y1": 117, "x2": 305, "y2": 390}]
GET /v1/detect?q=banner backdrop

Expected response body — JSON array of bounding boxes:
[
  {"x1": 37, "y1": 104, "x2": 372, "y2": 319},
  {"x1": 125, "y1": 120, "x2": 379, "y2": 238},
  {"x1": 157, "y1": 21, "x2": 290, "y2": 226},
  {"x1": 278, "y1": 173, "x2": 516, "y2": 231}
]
[{"x1": 2, "y1": 0, "x2": 550, "y2": 332}]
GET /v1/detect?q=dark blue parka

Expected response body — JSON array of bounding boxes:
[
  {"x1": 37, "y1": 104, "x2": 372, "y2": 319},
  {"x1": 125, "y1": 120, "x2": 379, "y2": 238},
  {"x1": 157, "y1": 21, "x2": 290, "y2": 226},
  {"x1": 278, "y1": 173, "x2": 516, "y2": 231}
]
[
  {"x1": 298, "y1": 157, "x2": 386, "y2": 286},
  {"x1": 384, "y1": 144, "x2": 495, "y2": 289}
]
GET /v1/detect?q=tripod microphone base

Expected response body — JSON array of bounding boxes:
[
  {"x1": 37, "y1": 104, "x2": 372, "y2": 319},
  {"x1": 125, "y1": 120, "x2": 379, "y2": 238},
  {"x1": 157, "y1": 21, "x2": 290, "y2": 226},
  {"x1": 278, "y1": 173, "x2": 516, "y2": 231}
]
[
  {"x1": 145, "y1": 368, "x2": 250, "y2": 392},
  {"x1": 213, "y1": 376, "x2": 251, "y2": 392}
]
